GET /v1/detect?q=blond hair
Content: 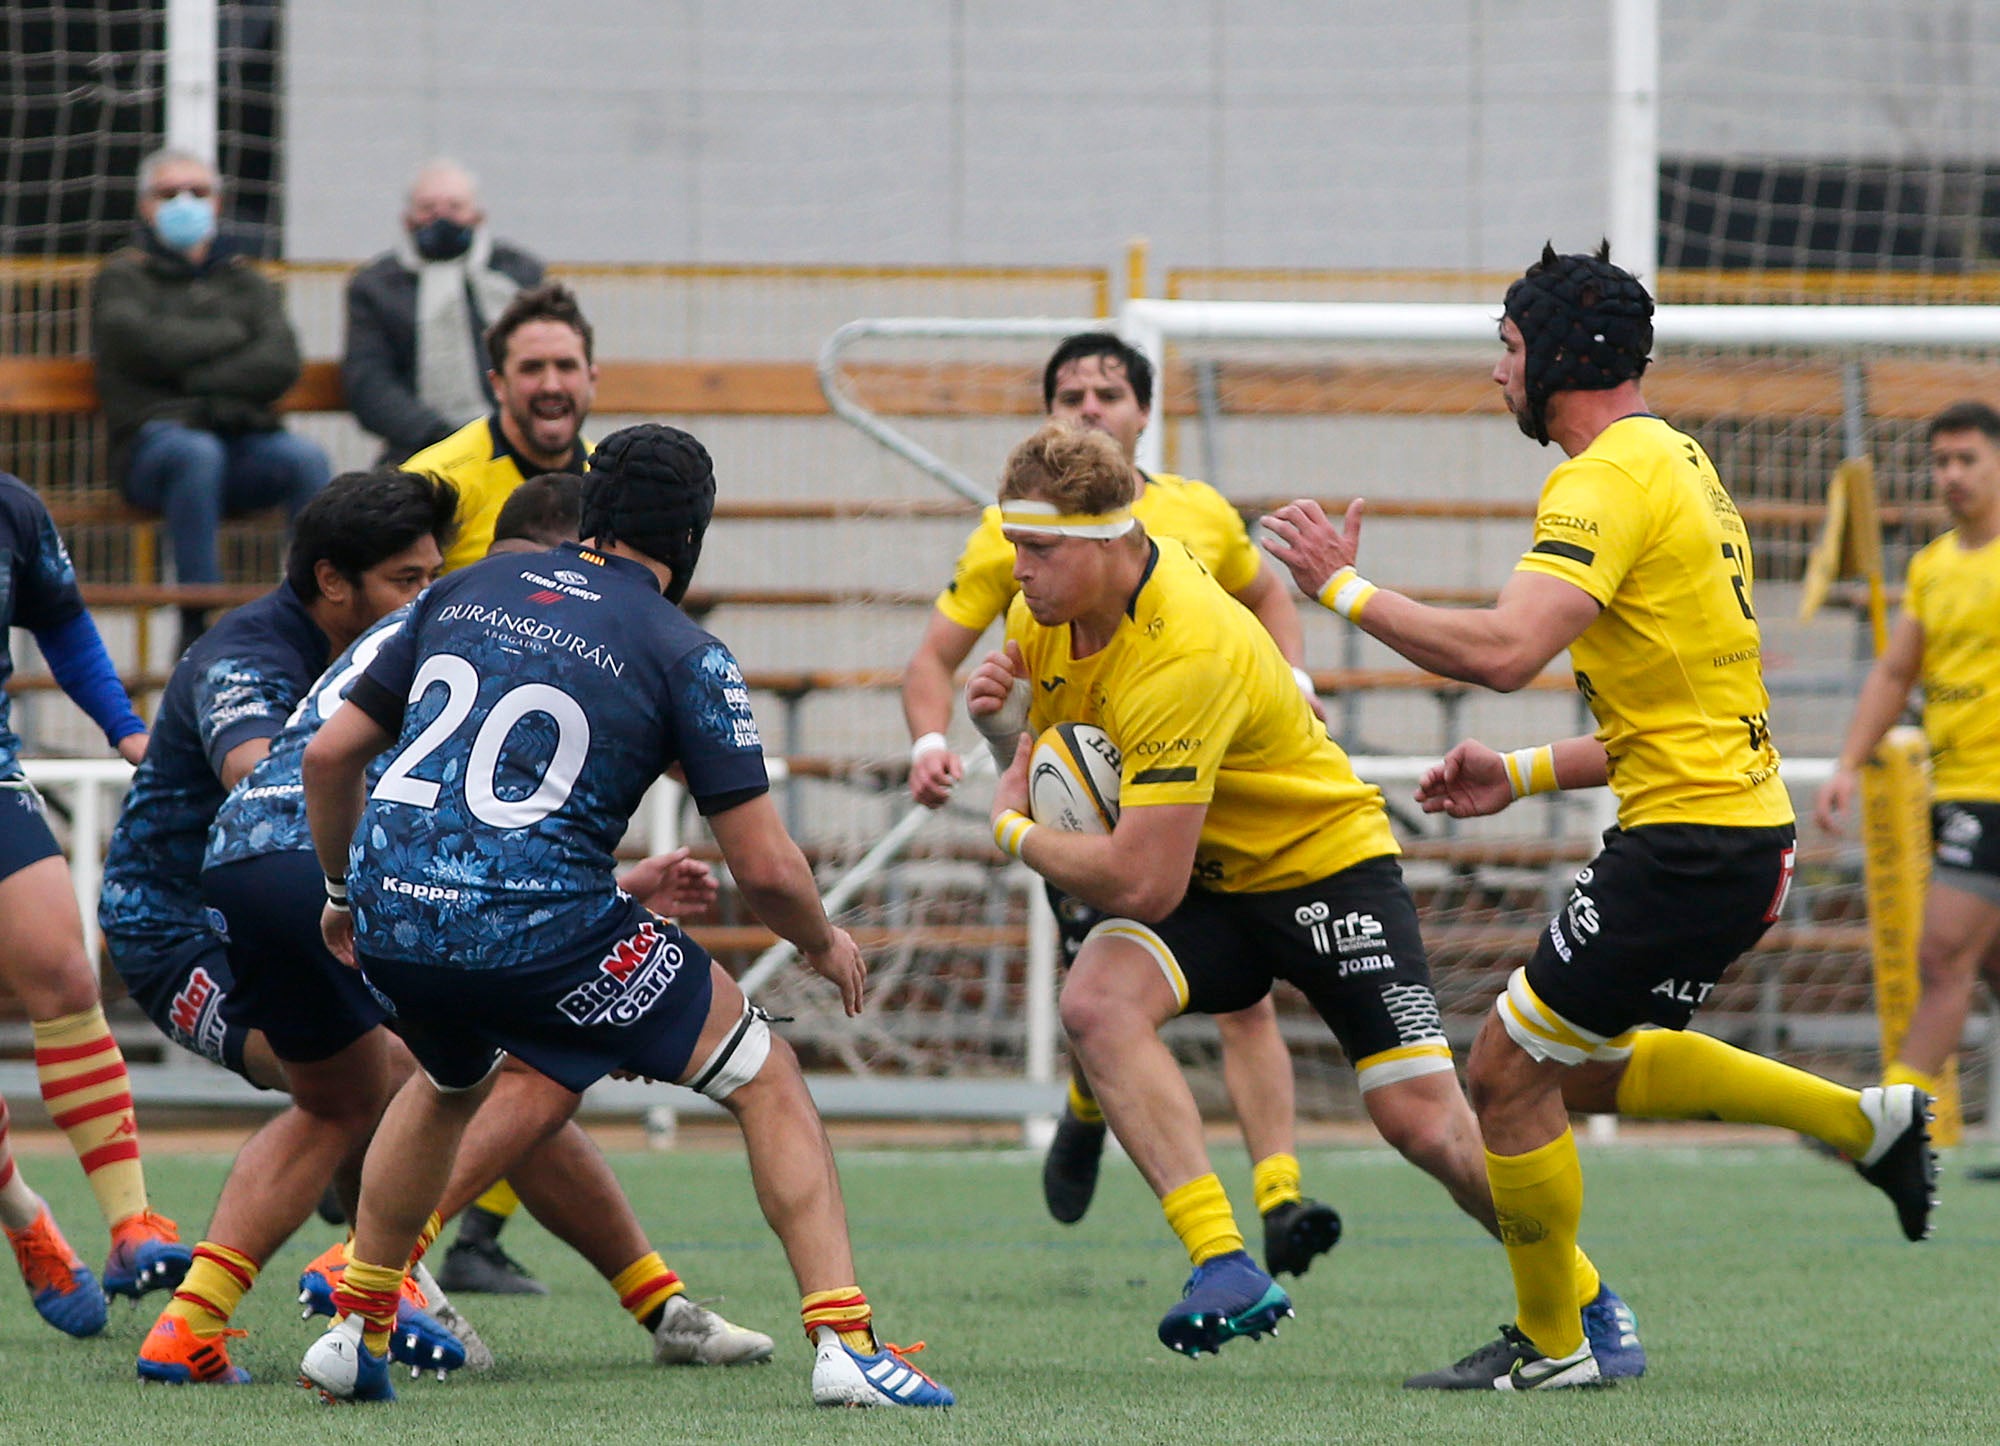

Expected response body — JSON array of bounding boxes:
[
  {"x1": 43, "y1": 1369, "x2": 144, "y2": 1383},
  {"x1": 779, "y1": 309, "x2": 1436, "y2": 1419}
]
[{"x1": 998, "y1": 423, "x2": 1135, "y2": 515}]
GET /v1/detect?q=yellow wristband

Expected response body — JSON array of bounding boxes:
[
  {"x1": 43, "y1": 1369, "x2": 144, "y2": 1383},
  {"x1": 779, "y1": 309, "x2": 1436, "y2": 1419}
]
[
  {"x1": 1502, "y1": 745, "x2": 1559, "y2": 800},
  {"x1": 993, "y1": 809, "x2": 1037, "y2": 860},
  {"x1": 1316, "y1": 565, "x2": 1379, "y2": 621}
]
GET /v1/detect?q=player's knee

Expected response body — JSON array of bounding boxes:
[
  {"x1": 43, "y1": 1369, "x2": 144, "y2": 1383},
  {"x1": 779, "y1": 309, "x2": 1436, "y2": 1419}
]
[
  {"x1": 1058, "y1": 977, "x2": 1127, "y2": 1049},
  {"x1": 288, "y1": 1071, "x2": 385, "y2": 1139},
  {"x1": 19, "y1": 957, "x2": 102, "y2": 1019}
]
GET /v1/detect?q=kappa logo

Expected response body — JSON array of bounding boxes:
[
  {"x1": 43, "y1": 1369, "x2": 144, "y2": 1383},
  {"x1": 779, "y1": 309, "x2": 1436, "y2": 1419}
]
[{"x1": 559, "y1": 922, "x2": 686, "y2": 1027}]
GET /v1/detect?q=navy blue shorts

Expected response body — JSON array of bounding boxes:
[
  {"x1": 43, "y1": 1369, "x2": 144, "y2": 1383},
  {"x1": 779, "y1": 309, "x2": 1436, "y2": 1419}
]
[
  {"x1": 0, "y1": 779, "x2": 63, "y2": 885},
  {"x1": 203, "y1": 851, "x2": 389, "y2": 1065},
  {"x1": 107, "y1": 924, "x2": 253, "y2": 1081},
  {"x1": 358, "y1": 899, "x2": 715, "y2": 1093}
]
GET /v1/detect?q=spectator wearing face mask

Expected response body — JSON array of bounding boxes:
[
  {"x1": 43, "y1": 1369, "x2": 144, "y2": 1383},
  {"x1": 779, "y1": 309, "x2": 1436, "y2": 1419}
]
[
  {"x1": 341, "y1": 160, "x2": 546, "y2": 462},
  {"x1": 91, "y1": 147, "x2": 332, "y2": 649}
]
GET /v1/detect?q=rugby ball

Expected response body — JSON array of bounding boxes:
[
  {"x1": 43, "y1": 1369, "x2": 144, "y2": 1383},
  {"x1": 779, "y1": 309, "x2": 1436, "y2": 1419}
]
[{"x1": 1028, "y1": 722, "x2": 1122, "y2": 834}]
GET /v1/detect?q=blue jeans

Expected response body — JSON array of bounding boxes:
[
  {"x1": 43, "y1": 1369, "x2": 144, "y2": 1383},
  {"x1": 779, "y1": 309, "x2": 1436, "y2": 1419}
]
[{"x1": 123, "y1": 421, "x2": 331, "y2": 584}]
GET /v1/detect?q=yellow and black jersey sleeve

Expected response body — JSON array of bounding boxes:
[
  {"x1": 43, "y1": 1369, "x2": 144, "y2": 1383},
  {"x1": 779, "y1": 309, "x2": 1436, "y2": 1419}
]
[
  {"x1": 1907, "y1": 531, "x2": 2000, "y2": 801},
  {"x1": 1135, "y1": 473, "x2": 1263, "y2": 596},
  {"x1": 1513, "y1": 455, "x2": 1654, "y2": 606},
  {"x1": 933, "y1": 507, "x2": 1017, "y2": 632}
]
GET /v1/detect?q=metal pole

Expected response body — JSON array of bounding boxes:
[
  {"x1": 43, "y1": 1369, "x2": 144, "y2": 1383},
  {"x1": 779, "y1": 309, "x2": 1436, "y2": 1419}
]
[
  {"x1": 1608, "y1": 0, "x2": 1660, "y2": 285},
  {"x1": 166, "y1": 0, "x2": 219, "y2": 164}
]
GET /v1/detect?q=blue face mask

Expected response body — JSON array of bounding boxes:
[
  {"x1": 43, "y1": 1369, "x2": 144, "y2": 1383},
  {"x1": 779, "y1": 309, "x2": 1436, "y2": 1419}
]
[{"x1": 153, "y1": 193, "x2": 217, "y2": 252}]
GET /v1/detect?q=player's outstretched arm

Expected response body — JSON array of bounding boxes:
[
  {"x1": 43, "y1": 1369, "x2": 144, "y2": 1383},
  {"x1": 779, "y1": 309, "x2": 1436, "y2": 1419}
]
[
  {"x1": 707, "y1": 793, "x2": 866, "y2": 1015},
  {"x1": 902, "y1": 610, "x2": 980, "y2": 807},
  {"x1": 1262, "y1": 500, "x2": 1600, "y2": 691},
  {"x1": 988, "y1": 732, "x2": 1207, "y2": 923},
  {"x1": 1416, "y1": 734, "x2": 1608, "y2": 819},
  {"x1": 1816, "y1": 614, "x2": 1924, "y2": 833},
  {"x1": 302, "y1": 699, "x2": 393, "y2": 966}
]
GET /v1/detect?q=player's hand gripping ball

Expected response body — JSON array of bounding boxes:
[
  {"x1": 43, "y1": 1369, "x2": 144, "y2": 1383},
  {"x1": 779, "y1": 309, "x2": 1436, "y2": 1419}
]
[{"x1": 1027, "y1": 722, "x2": 1122, "y2": 834}]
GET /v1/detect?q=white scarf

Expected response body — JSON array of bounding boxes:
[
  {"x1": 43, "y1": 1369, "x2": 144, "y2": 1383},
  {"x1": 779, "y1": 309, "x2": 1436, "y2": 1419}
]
[{"x1": 392, "y1": 224, "x2": 527, "y2": 431}]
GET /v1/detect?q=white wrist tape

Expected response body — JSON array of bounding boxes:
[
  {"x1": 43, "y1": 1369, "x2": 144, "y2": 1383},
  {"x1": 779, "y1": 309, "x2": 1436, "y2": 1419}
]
[
  {"x1": 1316, "y1": 566, "x2": 1379, "y2": 621},
  {"x1": 910, "y1": 732, "x2": 950, "y2": 763},
  {"x1": 1503, "y1": 745, "x2": 1559, "y2": 800}
]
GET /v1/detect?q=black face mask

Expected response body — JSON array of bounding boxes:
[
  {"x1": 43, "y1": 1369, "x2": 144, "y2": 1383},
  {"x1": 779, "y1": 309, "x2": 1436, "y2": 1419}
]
[{"x1": 411, "y1": 217, "x2": 474, "y2": 261}]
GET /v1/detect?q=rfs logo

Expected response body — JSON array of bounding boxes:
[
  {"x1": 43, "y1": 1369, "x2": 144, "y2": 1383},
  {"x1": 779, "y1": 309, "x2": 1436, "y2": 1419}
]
[{"x1": 1565, "y1": 888, "x2": 1600, "y2": 939}]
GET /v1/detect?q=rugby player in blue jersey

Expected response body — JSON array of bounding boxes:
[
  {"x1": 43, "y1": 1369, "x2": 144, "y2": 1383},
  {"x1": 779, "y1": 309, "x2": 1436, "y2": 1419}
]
[
  {"x1": 144, "y1": 471, "x2": 772, "y2": 1386},
  {"x1": 298, "y1": 425, "x2": 952, "y2": 1408}
]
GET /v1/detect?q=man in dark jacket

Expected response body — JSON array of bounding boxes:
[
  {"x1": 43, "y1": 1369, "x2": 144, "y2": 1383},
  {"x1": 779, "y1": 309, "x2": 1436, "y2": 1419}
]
[
  {"x1": 341, "y1": 160, "x2": 544, "y2": 461},
  {"x1": 91, "y1": 147, "x2": 331, "y2": 649}
]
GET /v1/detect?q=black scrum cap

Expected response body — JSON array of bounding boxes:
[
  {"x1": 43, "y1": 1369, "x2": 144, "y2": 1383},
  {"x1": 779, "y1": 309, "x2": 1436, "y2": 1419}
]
[
  {"x1": 1502, "y1": 241, "x2": 1654, "y2": 445},
  {"x1": 579, "y1": 424, "x2": 716, "y2": 604}
]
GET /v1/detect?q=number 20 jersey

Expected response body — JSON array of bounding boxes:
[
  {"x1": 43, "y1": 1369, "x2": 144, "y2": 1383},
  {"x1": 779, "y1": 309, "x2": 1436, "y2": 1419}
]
[
  {"x1": 1514, "y1": 414, "x2": 1792, "y2": 830},
  {"x1": 346, "y1": 542, "x2": 769, "y2": 971}
]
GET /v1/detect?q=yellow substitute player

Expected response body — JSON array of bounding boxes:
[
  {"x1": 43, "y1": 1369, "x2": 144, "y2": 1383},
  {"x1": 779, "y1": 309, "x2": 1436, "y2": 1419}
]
[
  {"x1": 902, "y1": 331, "x2": 1339, "y2": 1278},
  {"x1": 403, "y1": 281, "x2": 593, "y2": 575},
  {"x1": 967, "y1": 422, "x2": 1640, "y2": 1367},
  {"x1": 1819, "y1": 400, "x2": 2000, "y2": 1105},
  {"x1": 1263, "y1": 243, "x2": 1938, "y2": 1392}
]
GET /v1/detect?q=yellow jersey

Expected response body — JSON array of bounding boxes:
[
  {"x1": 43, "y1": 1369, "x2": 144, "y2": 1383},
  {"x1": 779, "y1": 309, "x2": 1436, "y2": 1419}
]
[
  {"x1": 403, "y1": 415, "x2": 588, "y2": 572},
  {"x1": 937, "y1": 472, "x2": 1263, "y2": 632},
  {"x1": 1514, "y1": 415, "x2": 1792, "y2": 830},
  {"x1": 1905, "y1": 530, "x2": 2000, "y2": 801},
  {"x1": 1005, "y1": 538, "x2": 1395, "y2": 893}
]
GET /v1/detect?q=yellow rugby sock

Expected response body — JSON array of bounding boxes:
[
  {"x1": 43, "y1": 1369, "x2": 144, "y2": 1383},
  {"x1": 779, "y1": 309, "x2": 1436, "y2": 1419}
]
[
  {"x1": 1571, "y1": 1246, "x2": 1602, "y2": 1310},
  {"x1": 1486, "y1": 1131, "x2": 1586, "y2": 1360},
  {"x1": 1251, "y1": 1153, "x2": 1303, "y2": 1216},
  {"x1": 1066, "y1": 1077, "x2": 1104, "y2": 1126},
  {"x1": 470, "y1": 1180, "x2": 519, "y2": 1218},
  {"x1": 1161, "y1": 1173, "x2": 1244, "y2": 1267},
  {"x1": 801, "y1": 1286, "x2": 874, "y2": 1353},
  {"x1": 612, "y1": 1251, "x2": 685, "y2": 1329},
  {"x1": 165, "y1": 1243, "x2": 258, "y2": 1333},
  {"x1": 33, "y1": 1006, "x2": 148, "y2": 1228},
  {"x1": 1616, "y1": 1028, "x2": 1869, "y2": 1157},
  {"x1": 1884, "y1": 1061, "x2": 1940, "y2": 1097}
]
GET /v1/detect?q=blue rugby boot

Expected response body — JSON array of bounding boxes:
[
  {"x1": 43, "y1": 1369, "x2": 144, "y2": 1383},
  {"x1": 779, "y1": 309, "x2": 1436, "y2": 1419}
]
[
  {"x1": 8, "y1": 1206, "x2": 108, "y2": 1338},
  {"x1": 1581, "y1": 1283, "x2": 1645, "y2": 1379},
  {"x1": 1156, "y1": 1249, "x2": 1292, "y2": 1358}
]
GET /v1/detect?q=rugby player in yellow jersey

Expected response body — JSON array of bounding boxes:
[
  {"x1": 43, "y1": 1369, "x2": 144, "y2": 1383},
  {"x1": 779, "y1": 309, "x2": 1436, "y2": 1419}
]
[
  {"x1": 1263, "y1": 243, "x2": 1938, "y2": 1391},
  {"x1": 1818, "y1": 400, "x2": 2000, "y2": 1105},
  {"x1": 903, "y1": 332, "x2": 1340, "y2": 1275},
  {"x1": 968, "y1": 422, "x2": 1640, "y2": 1366}
]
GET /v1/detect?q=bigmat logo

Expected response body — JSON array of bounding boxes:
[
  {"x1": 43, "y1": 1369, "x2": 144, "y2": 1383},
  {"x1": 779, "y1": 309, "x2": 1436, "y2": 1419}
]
[{"x1": 558, "y1": 922, "x2": 686, "y2": 1027}]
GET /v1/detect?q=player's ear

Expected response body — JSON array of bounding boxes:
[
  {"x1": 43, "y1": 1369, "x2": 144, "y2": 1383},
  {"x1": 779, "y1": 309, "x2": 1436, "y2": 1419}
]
[{"x1": 312, "y1": 557, "x2": 351, "y2": 606}]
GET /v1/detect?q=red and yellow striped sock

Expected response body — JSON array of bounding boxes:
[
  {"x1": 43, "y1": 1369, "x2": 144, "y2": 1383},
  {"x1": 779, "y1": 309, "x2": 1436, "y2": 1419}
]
[
  {"x1": 1066, "y1": 1076, "x2": 1105, "y2": 1126},
  {"x1": 801, "y1": 1286, "x2": 875, "y2": 1353},
  {"x1": 335, "y1": 1258, "x2": 405, "y2": 1358},
  {"x1": 611, "y1": 1251, "x2": 685, "y2": 1330},
  {"x1": 1251, "y1": 1153, "x2": 1304, "y2": 1215},
  {"x1": 33, "y1": 1005, "x2": 148, "y2": 1228},
  {"x1": 409, "y1": 1210, "x2": 442, "y2": 1268},
  {"x1": 164, "y1": 1243, "x2": 258, "y2": 1334}
]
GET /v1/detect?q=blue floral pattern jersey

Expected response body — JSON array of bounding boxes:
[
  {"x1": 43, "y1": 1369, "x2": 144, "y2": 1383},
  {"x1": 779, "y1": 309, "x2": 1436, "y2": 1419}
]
[
  {"x1": 349, "y1": 543, "x2": 767, "y2": 971},
  {"x1": 100, "y1": 585, "x2": 329, "y2": 946},
  {"x1": 205, "y1": 604, "x2": 413, "y2": 869}
]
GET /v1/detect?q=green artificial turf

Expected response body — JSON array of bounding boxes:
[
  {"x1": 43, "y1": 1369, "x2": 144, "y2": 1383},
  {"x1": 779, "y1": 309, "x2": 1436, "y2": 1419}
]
[{"x1": 5, "y1": 1140, "x2": 1997, "y2": 1444}]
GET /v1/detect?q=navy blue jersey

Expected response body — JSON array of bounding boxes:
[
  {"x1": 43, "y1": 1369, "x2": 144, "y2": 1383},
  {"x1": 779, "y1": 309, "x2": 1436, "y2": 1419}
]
[
  {"x1": 205, "y1": 604, "x2": 413, "y2": 870},
  {"x1": 347, "y1": 542, "x2": 767, "y2": 971},
  {"x1": 100, "y1": 585, "x2": 329, "y2": 946},
  {"x1": 0, "y1": 474, "x2": 87, "y2": 777}
]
